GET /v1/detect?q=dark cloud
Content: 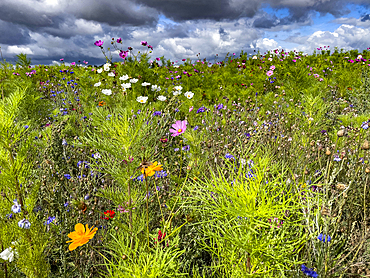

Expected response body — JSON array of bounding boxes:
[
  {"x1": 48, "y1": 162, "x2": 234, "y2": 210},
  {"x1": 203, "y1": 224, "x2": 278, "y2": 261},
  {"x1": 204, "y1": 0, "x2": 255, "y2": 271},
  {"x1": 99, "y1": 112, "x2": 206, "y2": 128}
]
[{"x1": 361, "y1": 14, "x2": 370, "y2": 21}]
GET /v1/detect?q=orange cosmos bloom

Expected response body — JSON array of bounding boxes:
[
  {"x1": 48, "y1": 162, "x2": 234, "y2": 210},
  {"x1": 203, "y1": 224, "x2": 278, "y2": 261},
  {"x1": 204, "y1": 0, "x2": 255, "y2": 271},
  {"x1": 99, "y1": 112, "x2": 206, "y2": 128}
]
[
  {"x1": 141, "y1": 161, "x2": 163, "y2": 178},
  {"x1": 99, "y1": 101, "x2": 106, "y2": 106},
  {"x1": 66, "y1": 223, "x2": 98, "y2": 251}
]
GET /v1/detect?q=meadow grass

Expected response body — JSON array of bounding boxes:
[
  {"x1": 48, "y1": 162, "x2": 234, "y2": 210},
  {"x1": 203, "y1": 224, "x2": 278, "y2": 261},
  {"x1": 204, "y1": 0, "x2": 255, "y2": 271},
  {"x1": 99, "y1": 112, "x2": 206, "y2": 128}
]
[{"x1": 0, "y1": 42, "x2": 370, "y2": 277}]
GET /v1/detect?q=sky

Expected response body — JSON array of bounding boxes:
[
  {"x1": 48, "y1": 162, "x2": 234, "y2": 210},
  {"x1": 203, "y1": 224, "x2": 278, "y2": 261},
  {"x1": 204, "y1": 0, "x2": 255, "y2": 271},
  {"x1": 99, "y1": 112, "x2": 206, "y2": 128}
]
[{"x1": 0, "y1": 0, "x2": 370, "y2": 70}]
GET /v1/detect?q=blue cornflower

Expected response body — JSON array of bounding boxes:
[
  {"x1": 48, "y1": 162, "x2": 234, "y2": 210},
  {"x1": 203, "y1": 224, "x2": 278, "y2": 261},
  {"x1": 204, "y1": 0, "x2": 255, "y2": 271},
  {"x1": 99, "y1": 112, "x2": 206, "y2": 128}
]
[
  {"x1": 44, "y1": 216, "x2": 56, "y2": 225},
  {"x1": 84, "y1": 194, "x2": 90, "y2": 200},
  {"x1": 64, "y1": 174, "x2": 71, "y2": 180},
  {"x1": 64, "y1": 202, "x2": 69, "y2": 207},
  {"x1": 318, "y1": 233, "x2": 331, "y2": 243},
  {"x1": 11, "y1": 200, "x2": 21, "y2": 213},
  {"x1": 225, "y1": 153, "x2": 234, "y2": 159},
  {"x1": 197, "y1": 106, "x2": 206, "y2": 113},
  {"x1": 174, "y1": 148, "x2": 179, "y2": 152},
  {"x1": 18, "y1": 219, "x2": 31, "y2": 229},
  {"x1": 137, "y1": 110, "x2": 141, "y2": 114},
  {"x1": 24, "y1": 125, "x2": 29, "y2": 129},
  {"x1": 92, "y1": 153, "x2": 101, "y2": 159},
  {"x1": 301, "y1": 264, "x2": 318, "y2": 277},
  {"x1": 153, "y1": 111, "x2": 161, "y2": 116},
  {"x1": 193, "y1": 126, "x2": 199, "y2": 131},
  {"x1": 62, "y1": 139, "x2": 68, "y2": 146},
  {"x1": 6, "y1": 213, "x2": 13, "y2": 219},
  {"x1": 175, "y1": 108, "x2": 179, "y2": 112}
]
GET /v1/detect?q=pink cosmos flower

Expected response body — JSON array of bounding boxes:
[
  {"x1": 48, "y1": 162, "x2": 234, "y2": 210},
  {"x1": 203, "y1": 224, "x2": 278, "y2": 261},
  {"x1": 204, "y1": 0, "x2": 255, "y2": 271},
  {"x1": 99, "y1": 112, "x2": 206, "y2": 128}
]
[
  {"x1": 270, "y1": 65, "x2": 275, "y2": 70},
  {"x1": 189, "y1": 106, "x2": 194, "y2": 112},
  {"x1": 169, "y1": 120, "x2": 187, "y2": 137},
  {"x1": 94, "y1": 40, "x2": 104, "y2": 47},
  {"x1": 71, "y1": 62, "x2": 76, "y2": 66},
  {"x1": 266, "y1": 70, "x2": 274, "y2": 77}
]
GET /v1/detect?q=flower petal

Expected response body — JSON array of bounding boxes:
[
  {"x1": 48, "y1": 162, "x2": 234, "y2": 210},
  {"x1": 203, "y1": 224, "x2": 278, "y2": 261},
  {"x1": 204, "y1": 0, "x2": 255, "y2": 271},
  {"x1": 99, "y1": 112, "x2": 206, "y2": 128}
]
[{"x1": 75, "y1": 223, "x2": 85, "y2": 234}]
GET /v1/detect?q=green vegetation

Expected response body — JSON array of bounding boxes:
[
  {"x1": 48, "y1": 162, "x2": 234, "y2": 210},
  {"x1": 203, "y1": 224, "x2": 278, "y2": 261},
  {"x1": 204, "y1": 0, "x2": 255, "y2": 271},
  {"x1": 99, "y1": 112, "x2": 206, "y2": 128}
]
[{"x1": 0, "y1": 42, "x2": 370, "y2": 277}]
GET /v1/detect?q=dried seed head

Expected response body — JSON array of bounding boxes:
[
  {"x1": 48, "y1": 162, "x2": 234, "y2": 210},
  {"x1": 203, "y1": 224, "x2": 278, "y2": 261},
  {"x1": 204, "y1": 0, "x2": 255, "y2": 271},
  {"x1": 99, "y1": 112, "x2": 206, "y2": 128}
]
[
  {"x1": 337, "y1": 129, "x2": 346, "y2": 137},
  {"x1": 361, "y1": 140, "x2": 369, "y2": 150},
  {"x1": 336, "y1": 183, "x2": 347, "y2": 190},
  {"x1": 326, "y1": 148, "x2": 331, "y2": 156}
]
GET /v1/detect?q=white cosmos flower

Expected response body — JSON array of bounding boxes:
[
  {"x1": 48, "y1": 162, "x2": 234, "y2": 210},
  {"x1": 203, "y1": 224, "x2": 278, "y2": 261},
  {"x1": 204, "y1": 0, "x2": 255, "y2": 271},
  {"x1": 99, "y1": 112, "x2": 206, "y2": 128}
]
[
  {"x1": 184, "y1": 91, "x2": 194, "y2": 99},
  {"x1": 157, "y1": 95, "x2": 166, "y2": 101},
  {"x1": 103, "y1": 63, "x2": 111, "y2": 71},
  {"x1": 151, "y1": 85, "x2": 161, "y2": 92},
  {"x1": 107, "y1": 72, "x2": 115, "y2": 77},
  {"x1": 119, "y1": 74, "x2": 129, "y2": 81},
  {"x1": 121, "y1": 83, "x2": 131, "y2": 89},
  {"x1": 97, "y1": 68, "x2": 103, "y2": 73},
  {"x1": 268, "y1": 58, "x2": 273, "y2": 61},
  {"x1": 174, "y1": 85, "x2": 183, "y2": 91},
  {"x1": 102, "y1": 89, "x2": 112, "y2": 95},
  {"x1": 94, "y1": 82, "x2": 101, "y2": 87},
  {"x1": 173, "y1": 90, "x2": 182, "y2": 96},
  {"x1": 137, "y1": 96, "x2": 148, "y2": 103},
  {"x1": 0, "y1": 244, "x2": 17, "y2": 262},
  {"x1": 130, "y1": 78, "x2": 138, "y2": 83},
  {"x1": 141, "y1": 82, "x2": 151, "y2": 86},
  {"x1": 252, "y1": 56, "x2": 257, "y2": 59}
]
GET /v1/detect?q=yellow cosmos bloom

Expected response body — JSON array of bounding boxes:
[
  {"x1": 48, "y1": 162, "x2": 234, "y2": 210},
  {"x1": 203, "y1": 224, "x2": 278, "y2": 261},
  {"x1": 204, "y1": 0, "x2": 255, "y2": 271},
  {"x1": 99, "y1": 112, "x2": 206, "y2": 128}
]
[
  {"x1": 66, "y1": 223, "x2": 98, "y2": 251},
  {"x1": 141, "y1": 161, "x2": 163, "y2": 178}
]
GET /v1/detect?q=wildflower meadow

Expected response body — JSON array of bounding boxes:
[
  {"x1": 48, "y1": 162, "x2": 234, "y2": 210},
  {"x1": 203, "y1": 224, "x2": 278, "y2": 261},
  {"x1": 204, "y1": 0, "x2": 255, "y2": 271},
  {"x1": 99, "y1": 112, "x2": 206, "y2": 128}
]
[{"x1": 0, "y1": 39, "x2": 370, "y2": 277}]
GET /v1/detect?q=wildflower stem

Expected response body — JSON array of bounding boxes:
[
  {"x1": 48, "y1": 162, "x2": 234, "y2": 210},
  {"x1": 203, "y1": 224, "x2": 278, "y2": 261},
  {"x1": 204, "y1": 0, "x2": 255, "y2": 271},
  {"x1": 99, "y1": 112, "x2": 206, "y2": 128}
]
[{"x1": 144, "y1": 168, "x2": 150, "y2": 249}]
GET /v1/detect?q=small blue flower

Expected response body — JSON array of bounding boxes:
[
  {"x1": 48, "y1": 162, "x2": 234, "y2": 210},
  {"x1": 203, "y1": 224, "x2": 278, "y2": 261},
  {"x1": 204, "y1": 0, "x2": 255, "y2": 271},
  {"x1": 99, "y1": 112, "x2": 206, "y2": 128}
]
[
  {"x1": 174, "y1": 148, "x2": 179, "y2": 152},
  {"x1": 64, "y1": 174, "x2": 71, "y2": 180},
  {"x1": 84, "y1": 194, "x2": 90, "y2": 200},
  {"x1": 225, "y1": 153, "x2": 234, "y2": 159},
  {"x1": 301, "y1": 264, "x2": 318, "y2": 277},
  {"x1": 18, "y1": 219, "x2": 31, "y2": 229},
  {"x1": 64, "y1": 202, "x2": 69, "y2": 207},
  {"x1": 11, "y1": 200, "x2": 21, "y2": 213},
  {"x1": 193, "y1": 126, "x2": 199, "y2": 131},
  {"x1": 175, "y1": 108, "x2": 179, "y2": 112},
  {"x1": 318, "y1": 233, "x2": 331, "y2": 243},
  {"x1": 153, "y1": 111, "x2": 161, "y2": 116},
  {"x1": 361, "y1": 121, "x2": 369, "y2": 130},
  {"x1": 44, "y1": 216, "x2": 56, "y2": 225},
  {"x1": 333, "y1": 155, "x2": 341, "y2": 162},
  {"x1": 24, "y1": 125, "x2": 29, "y2": 129},
  {"x1": 62, "y1": 139, "x2": 67, "y2": 146}
]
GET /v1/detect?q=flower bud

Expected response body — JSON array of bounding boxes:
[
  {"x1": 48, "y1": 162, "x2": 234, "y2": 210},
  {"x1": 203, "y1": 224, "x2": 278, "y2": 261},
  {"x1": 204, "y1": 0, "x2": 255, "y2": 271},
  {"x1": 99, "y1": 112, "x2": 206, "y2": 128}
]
[
  {"x1": 366, "y1": 168, "x2": 370, "y2": 173},
  {"x1": 336, "y1": 183, "x2": 347, "y2": 190},
  {"x1": 326, "y1": 148, "x2": 331, "y2": 156}
]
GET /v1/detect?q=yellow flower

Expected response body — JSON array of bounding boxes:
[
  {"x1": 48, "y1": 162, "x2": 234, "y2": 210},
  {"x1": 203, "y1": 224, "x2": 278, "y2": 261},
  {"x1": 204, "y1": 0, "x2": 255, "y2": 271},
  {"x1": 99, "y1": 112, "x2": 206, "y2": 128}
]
[
  {"x1": 141, "y1": 161, "x2": 163, "y2": 178},
  {"x1": 66, "y1": 223, "x2": 98, "y2": 251}
]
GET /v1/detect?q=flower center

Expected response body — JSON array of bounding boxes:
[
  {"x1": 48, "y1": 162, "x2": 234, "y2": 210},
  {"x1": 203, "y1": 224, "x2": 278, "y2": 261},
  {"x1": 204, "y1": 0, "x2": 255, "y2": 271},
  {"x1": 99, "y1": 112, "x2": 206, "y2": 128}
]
[{"x1": 177, "y1": 129, "x2": 182, "y2": 133}]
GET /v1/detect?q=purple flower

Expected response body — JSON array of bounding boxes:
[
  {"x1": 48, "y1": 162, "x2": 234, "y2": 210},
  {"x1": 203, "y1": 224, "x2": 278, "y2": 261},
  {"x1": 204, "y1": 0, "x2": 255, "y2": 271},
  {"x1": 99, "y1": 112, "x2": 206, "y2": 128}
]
[
  {"x1": 193, "y1": 126, "x2": 199, "y2": 131},
  {"x1": 197, "y1": 106, "x2": 206, "y2": 113},
  {"x1": 182, "y1": 145, "x2": 190, "y2": 151},
  {"x1": 64, "y1": 174, "x2": 71, "y2": 180},
  {"x1": 225, "y1": 153, "x2": 234, "y2": 159},
  {"x1": 153, "y1": 111, "x2": 161, "y2": 116}
]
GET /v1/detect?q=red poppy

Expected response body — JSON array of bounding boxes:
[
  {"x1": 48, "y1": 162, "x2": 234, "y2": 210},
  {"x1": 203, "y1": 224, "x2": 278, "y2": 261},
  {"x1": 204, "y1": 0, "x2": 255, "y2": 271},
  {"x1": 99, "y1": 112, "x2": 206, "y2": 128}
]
[{"x1": 102, "y1": 210, "x2": 115, "y2": 220}]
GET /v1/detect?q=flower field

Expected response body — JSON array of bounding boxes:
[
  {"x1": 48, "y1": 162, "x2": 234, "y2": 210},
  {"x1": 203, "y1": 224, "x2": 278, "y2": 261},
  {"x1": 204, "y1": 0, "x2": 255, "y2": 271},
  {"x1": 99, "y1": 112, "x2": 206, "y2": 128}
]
[{"x1": 0, "y1": 40, "x2": 370, "y2": 277}]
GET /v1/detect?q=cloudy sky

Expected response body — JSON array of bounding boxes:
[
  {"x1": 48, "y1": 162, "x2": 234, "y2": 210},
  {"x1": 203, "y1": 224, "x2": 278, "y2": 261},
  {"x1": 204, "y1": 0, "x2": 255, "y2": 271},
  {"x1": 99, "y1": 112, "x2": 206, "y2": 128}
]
[{"x1": 0, "y1": 0, "x2": 370, "y2": 69}]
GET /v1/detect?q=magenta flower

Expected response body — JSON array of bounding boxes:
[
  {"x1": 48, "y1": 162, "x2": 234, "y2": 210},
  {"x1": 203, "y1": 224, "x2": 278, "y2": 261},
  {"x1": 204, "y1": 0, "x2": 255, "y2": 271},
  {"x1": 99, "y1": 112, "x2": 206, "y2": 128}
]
[
  {"x1": 119, "y1": 50, "x2": 128, "y2": 59},
  {"x1": 141, "y1": 41, "x2": 148, "y2": 46},
  {"x1": 94, "y1": 40, "x2": 104, "y2": 47},
  {"x1": 169, "y1": 120, "x2": 187, "y2": 137}
]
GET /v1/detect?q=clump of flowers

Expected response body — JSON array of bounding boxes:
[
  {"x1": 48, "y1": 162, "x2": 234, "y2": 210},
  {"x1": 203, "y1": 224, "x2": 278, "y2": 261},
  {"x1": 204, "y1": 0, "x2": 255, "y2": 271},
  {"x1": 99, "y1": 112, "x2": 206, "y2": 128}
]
[{"x1": 102, "y1": 210, "x2": 115, "y2": 220}]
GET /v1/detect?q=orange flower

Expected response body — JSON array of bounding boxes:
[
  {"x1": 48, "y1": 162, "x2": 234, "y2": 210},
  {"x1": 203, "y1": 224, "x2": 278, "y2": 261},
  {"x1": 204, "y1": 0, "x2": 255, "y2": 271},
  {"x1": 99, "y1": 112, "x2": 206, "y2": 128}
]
[
  {"x1": 66, "y1": 223, "x2": 98, "y2": 251},
  {"x1": 99, "y1": 101, "x2": 106, "y2": 106},
  {"x1": 141, "y1": 161, "x2": 163, "y2": 178}
]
